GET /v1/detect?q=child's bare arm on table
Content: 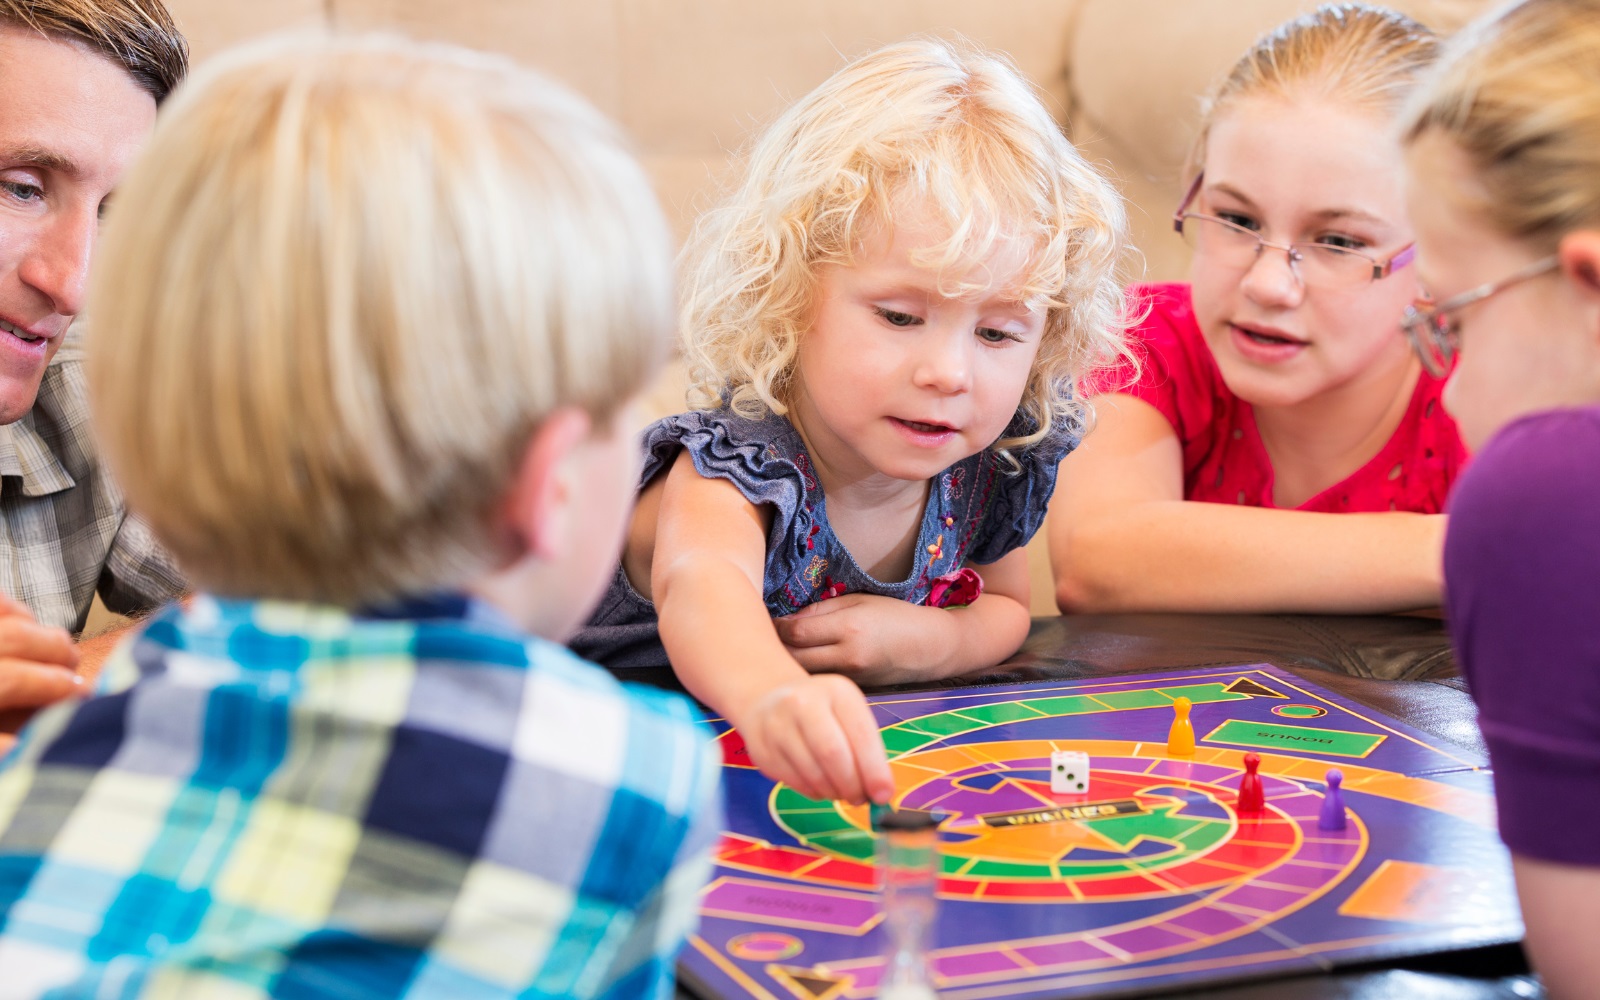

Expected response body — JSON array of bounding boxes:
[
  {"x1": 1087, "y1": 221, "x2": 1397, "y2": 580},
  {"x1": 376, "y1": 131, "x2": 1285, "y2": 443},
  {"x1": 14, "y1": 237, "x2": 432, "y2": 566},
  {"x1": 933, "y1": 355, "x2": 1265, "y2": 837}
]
[
  {"x1": 651, "y1": 451, "x2": 893, "y2": 805},
  {"x1": 773, "y1": 547, "x2": 1032, "y2": 685},
  {"x1": 1049, "y1": 393, "x2": 1446, "y2": 615},
  {"x1": 1511, "y1": 855, "x2": 1600, "y2": 1000}
]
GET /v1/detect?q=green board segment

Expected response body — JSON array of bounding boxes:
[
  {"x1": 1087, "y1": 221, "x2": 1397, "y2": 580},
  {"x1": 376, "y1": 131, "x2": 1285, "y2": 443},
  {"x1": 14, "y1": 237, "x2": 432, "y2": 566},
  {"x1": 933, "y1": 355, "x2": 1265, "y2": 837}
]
[
  {"x1": 900, "y1": 711, "x2": 990, "y2": 737},
  {"x1": 880, "y1": 727, "x2": 937, "y2": 756},
  {"x1": 862, "y1": 678, "x2": 1284, "y2": 761},
  {"x1": 1276, "y1": 705, "x2": 1327, "y2": 719},
  {"x1": 1158, "y1": 682, "x2": 1254, "y2": 703},
  {"x1": 1022, "y1": 695, "x2": 1103, "y2": 717},
  {"x1": 1202, "y1": 719, "x2": 1386, "y2": 758},
  {"x1": 1091, "y1": 689, "x2": 1178, "y2": 710},
  {"x1": 952, "y1": 701, "x2": 1050, "y2": 726}
]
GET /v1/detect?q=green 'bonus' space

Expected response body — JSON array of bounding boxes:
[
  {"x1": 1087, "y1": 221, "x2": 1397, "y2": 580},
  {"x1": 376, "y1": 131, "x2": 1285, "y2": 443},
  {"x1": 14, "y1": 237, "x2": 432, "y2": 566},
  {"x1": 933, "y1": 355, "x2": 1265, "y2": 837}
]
[{"x1": 1202, "y1": 719, "x2": 1385, "y2": 758}]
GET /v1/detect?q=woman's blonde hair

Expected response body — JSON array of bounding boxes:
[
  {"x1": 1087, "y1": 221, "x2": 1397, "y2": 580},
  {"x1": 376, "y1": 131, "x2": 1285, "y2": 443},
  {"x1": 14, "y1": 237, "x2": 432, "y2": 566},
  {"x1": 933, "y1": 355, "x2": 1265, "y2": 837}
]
[
  {"x1": 1400, "y1": 0, "x2": 1600, "y2": 248},
  {"x1": 680, "y1": 36, "x2": 1129, "y2": 452},
  {"x1": 88, "y1": 32, "x2": 674, "y2": 606},
  {"x1": 1189, "y1": 3, "x2": 1439, "y2": 175}
]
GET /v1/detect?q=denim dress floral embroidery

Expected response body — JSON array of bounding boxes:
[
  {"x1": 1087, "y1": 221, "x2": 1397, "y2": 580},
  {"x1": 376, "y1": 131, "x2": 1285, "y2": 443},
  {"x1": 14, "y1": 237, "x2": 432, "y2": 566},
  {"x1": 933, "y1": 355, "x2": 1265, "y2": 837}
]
[{"x1": 569, "y1": 409, "x2": 1077, "y2": 670}]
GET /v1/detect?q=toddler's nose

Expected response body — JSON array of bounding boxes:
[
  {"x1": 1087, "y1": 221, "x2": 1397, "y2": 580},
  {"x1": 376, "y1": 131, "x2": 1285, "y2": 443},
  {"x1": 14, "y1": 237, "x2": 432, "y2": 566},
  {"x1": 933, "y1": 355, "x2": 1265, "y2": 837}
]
[{"x1": 913, "y1": 330, "x2": 973, "y2": 393}]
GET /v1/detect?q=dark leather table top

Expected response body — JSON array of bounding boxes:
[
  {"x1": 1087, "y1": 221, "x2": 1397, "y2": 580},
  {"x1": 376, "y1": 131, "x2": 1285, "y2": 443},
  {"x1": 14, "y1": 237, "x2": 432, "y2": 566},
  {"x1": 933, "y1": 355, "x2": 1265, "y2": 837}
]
[{"x1": 670, "y1": 613, "x2": 1543, "y2": 1000}]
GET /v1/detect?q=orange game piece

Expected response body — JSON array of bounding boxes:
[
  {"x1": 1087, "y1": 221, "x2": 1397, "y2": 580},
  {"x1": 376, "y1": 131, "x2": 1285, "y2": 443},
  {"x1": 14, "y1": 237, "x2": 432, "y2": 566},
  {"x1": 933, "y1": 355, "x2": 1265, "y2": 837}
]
[{"x1": 1167, "y1": 696, "x2": 1196, "y2": 757}]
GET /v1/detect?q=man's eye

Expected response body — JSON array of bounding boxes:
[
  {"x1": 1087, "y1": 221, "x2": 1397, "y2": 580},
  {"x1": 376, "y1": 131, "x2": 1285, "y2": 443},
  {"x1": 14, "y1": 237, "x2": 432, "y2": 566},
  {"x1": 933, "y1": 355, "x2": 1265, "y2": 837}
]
[
  {"x1": 1216, "y1": 212, "x2": 1259, "y2": 232},
  {"x1": 875, "y1": 308, "x2": 919, "y2": 327},
  {"x1": 1, "y1": 181, "x2": 41, "y2": 203}
]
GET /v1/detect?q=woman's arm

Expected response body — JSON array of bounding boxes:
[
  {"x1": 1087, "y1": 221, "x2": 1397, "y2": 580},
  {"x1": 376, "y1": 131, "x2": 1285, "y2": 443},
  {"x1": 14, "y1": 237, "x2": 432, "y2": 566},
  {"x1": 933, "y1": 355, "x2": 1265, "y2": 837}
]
[
  {"x1": 1048, "y1": 393, "x2": 1445, "y2": 614},
  {"x1": 1512, "y1": 854, "x2": 1600, "y2": 999},
  {"x1": 652, "y1": 451, "x2": 892, "y2": 805},
  {"x1": 774, "y1": 547, "x2": 1032, "y2": 684}
]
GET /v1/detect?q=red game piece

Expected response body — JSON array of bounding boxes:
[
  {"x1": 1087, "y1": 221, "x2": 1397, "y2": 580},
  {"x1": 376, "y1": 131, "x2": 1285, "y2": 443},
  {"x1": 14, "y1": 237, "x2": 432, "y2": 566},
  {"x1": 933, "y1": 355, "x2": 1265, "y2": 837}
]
[{"x1": 1236, "y1": 753, "x2": 1265, "y2": 813}]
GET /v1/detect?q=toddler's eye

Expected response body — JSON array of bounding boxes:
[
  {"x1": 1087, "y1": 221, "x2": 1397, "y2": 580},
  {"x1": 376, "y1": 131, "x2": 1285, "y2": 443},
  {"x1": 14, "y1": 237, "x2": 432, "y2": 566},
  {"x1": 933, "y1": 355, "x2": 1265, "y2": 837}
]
[
  {"x1": 977, "y1": 327, "x2": 1019, "y2": 345},
  {"x1": 875, "y1": 307, "x2": 920, "y2": 327}
]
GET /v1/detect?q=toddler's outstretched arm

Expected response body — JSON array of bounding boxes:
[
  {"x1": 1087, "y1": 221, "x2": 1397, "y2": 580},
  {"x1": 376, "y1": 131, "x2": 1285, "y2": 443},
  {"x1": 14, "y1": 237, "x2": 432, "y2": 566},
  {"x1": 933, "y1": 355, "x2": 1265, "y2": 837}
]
[
  {"x1": 1049, "y1": 394, "x2": 1446, "y2": 614},
  {"x1": 652, "y1": 452, "x2": 893, "y2": 806},
  {"x1": 773, "y1": 549, "x2": 1033, "y2": 685}
]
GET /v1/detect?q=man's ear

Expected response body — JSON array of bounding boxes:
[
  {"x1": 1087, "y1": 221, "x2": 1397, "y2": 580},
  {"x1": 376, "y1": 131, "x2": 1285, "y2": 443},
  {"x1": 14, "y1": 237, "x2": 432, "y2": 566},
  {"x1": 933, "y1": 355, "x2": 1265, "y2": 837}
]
[{"x1": 502, "y1": 407, "x2": 593, "y2": 563}]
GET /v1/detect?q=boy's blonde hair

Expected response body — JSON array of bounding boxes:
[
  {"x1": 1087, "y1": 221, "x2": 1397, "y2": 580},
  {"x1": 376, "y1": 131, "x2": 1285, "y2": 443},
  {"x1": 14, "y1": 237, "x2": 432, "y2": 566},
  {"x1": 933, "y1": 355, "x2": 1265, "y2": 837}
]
[
  {"x1": 680, "y1": 36, "x2": 1129, "y2": 451},
  {"x1": 1400, "y1": 0, "x2": 1600, "y2": 249},
  {"x1": 1190, "y1": 3, "x2": 1439, "y2": 175},
  {"x1": 88, "y1": 33, "x2": 674, "y2": 606}
]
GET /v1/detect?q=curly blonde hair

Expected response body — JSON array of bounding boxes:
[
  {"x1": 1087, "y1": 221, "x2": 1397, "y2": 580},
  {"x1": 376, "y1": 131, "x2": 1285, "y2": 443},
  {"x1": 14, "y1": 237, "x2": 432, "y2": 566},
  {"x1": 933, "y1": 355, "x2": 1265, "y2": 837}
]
[{"x1": 679, "y1": 36, "x2": 1130, "y2": 453}]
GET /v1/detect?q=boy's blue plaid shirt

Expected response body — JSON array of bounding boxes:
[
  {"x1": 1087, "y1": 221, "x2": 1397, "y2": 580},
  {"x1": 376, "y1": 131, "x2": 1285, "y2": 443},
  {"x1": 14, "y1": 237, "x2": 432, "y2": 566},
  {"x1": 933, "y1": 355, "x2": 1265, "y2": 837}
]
[{"x1": 0, "y1": 595, "x2": 722, "y2": 998}]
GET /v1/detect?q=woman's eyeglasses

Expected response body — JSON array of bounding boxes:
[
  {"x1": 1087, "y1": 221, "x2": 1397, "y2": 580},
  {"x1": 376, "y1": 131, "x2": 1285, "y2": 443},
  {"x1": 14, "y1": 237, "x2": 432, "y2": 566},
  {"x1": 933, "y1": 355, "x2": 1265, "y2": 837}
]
[
  {"x1": 1173, "y1": 173, "x2": 1415, "y2": 291},
  {"x1": 1401, "y1": 255, "x2": 1560, "y2": 377}
]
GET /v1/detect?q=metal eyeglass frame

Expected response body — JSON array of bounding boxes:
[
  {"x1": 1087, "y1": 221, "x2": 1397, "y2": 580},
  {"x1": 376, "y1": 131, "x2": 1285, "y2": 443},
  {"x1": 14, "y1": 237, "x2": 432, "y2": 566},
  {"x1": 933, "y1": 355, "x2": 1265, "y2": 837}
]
[
  {"x1": 1173, "y1": 173, "x2": 1416, "y2": 284},
  {"x1": 1401, "y1": 255, "x2": 1561, "y2": 377}
]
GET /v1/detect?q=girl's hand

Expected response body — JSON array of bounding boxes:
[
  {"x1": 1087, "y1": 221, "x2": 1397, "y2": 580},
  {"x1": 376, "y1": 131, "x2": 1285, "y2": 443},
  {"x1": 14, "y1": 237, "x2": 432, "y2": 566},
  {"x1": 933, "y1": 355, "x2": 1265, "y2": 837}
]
[
  {"x1": 732, "y1": 673, "x2": 894, "y2": 805},
  {"x1": 775, "y1": 593, "x2": 947, "y2": 684}
]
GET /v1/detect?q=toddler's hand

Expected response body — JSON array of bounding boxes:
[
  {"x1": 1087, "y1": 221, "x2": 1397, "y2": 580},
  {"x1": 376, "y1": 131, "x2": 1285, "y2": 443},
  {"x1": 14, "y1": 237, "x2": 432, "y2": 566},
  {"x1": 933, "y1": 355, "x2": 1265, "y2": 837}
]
[
  {"x1": 733, "y1": 673, "x2": 893, "y2": 805},
  {"x1": 776, "y1": 593, "x2": 948, "y2": 684}
]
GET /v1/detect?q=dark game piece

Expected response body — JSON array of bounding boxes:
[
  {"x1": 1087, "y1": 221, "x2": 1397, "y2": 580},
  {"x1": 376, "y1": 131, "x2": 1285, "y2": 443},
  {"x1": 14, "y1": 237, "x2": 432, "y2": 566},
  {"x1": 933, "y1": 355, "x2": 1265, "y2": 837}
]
[
  {"x1": 1237, "y1": 752, "x2": 1265, "y2": 813},
  {"x1": 1319, "y1": 768, "x2": 1347, "y2": 831}
]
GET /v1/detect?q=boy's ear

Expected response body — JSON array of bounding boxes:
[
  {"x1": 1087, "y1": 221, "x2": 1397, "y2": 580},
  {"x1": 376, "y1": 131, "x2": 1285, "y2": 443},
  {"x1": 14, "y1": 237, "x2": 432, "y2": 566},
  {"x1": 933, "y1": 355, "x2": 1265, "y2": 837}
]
[
  {"x1": 503, "y1": 407, "x2": 593, "y2": 562},
  {"x1": 1560, "y1": 230, "x2": 1600, "y2": 298}
]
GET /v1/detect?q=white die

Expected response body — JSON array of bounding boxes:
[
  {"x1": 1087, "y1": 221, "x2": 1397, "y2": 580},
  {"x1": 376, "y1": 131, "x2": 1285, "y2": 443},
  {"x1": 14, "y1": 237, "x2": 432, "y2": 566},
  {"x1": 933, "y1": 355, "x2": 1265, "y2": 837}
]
[{"x1": 1051, "y1": 751, "x2": 1090, "y2": 794}]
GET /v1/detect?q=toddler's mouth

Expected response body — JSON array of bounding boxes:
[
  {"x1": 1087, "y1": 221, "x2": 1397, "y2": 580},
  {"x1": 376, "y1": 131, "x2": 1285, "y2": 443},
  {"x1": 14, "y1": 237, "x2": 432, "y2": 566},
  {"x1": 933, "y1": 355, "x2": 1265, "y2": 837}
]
[{"x1": 897, "y1": 418, "x2": 955, "y2": 434}]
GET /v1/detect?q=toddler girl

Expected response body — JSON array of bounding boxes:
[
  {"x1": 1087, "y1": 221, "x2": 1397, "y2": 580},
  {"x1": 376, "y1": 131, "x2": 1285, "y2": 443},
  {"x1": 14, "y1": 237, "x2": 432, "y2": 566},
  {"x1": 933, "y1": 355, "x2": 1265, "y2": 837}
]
[
  {"x1": 1400, "y1": 0, "x2": 1600, "y2": 991},
  {"x1": 1050, "y1": 4, "x2": 1465, "y2": 614},
  {"x1": 573, "y1": 37, "x2": 1128, "y2": 804}
]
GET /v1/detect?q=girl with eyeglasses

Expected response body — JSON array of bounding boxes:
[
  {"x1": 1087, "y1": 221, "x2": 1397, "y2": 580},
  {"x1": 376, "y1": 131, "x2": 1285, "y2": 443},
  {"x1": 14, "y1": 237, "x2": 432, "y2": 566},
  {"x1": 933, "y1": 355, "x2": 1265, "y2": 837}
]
[
  {"x1": 1400, "y1": 0, "x2": 1600, "y2": 991},
  {"x1": 1048, "y1": 4, "x2": 1465, "y2": 614}
]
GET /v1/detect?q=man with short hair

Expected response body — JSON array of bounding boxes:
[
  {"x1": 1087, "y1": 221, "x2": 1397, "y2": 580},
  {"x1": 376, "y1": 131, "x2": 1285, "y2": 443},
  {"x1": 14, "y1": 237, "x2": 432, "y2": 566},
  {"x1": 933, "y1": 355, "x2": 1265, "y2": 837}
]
[{"x1": 0, "y1": 0, "x2": 187, "y2": 732}]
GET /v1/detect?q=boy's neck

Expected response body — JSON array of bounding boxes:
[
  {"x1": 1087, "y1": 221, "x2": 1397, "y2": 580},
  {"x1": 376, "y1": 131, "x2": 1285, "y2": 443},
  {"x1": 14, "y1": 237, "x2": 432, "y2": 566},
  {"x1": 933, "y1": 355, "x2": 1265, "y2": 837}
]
[{"x1": 1253, "y1": 353, "x2": 1421, "y2": 509}]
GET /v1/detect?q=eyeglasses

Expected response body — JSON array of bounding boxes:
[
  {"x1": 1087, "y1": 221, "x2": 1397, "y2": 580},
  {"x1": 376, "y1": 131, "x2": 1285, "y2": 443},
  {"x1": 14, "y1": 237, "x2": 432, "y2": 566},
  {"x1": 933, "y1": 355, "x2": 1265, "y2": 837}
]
[
  {"x1": 1401, "y1": 255, "x2": 1561, "y2": 377},
  {"x1": 1173, "y1": 173, "x2": 1416, "y2": 290}
]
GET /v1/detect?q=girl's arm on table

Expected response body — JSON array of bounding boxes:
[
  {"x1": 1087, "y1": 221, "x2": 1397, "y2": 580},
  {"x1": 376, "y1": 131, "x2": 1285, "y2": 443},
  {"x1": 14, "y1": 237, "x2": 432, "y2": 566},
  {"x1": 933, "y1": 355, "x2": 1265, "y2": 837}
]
[
  {"x1": 1511, "y1": 855, "x2": 1600, "y2": 1000},
  {"x1": 1048, "y1": 393, "x2": 1445, "y2": 614},
  {"x1": 652, "y1": 450, "x2": 892, "y2": 805},
  {"x1": 774, "y1": 547, "x2": 1032, "y2": 685}
]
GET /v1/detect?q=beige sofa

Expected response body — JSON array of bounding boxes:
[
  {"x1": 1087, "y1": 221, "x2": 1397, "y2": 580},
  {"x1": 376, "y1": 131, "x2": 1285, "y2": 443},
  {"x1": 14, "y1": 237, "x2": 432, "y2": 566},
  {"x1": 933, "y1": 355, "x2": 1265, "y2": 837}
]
[{"x1": 151, "y1": 0, "x2": 1492, "y2": 617}]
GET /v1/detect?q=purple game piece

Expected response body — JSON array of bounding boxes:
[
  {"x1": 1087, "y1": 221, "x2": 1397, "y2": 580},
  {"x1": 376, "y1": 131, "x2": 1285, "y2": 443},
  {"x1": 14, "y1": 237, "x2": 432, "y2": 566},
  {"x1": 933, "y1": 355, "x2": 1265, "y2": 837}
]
[{"x1": 1318, "y1": 769, "x2": 1346, "y2": 831}]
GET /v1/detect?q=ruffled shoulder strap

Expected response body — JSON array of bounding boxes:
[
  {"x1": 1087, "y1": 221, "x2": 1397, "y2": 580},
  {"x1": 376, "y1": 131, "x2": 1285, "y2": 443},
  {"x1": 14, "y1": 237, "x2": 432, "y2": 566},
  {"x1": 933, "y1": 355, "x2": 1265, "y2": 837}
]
[
  {"x1": 961, "y1": 413, "x2": 1080, "y2": 567},
  {"x1": 638, "y1": 409, "x2": 820, "y2": 565}
]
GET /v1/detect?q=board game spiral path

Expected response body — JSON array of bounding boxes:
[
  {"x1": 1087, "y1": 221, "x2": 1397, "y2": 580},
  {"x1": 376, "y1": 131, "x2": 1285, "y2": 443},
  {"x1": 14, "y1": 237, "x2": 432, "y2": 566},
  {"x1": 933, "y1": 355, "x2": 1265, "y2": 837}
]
[{"x1": 680, "y1": 665, "x2": 1522, "y2": 1000}]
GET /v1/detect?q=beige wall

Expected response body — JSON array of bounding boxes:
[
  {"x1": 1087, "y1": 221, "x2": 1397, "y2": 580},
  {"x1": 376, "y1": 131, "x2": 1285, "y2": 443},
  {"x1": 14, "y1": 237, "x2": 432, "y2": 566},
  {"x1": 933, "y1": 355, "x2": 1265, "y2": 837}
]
[{"x1": 137, "y1": 0, "x2": 1489, "y2": 621}]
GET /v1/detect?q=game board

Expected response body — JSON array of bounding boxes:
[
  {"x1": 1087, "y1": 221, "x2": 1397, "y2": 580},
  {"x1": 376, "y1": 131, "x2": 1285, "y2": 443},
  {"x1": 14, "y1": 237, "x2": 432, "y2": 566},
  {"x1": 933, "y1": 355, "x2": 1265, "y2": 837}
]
[{"x1": 679, "y1": 665, "x2": 1521, "y2": 1000}]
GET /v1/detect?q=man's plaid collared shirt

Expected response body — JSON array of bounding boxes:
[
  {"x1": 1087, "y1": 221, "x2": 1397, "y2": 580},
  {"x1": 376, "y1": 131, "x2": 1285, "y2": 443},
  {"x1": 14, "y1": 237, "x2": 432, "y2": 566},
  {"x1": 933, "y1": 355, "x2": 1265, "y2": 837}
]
[{"x1": 0, "y1": 327, "x2": 185, "y2": 631}]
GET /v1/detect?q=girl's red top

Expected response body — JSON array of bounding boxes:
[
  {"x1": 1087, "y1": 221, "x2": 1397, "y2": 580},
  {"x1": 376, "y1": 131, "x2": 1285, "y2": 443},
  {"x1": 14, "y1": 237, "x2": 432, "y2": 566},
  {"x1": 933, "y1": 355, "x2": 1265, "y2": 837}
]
[{"x1": 1098, "y1": 283, "x2": 1466, "y2": 513}]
